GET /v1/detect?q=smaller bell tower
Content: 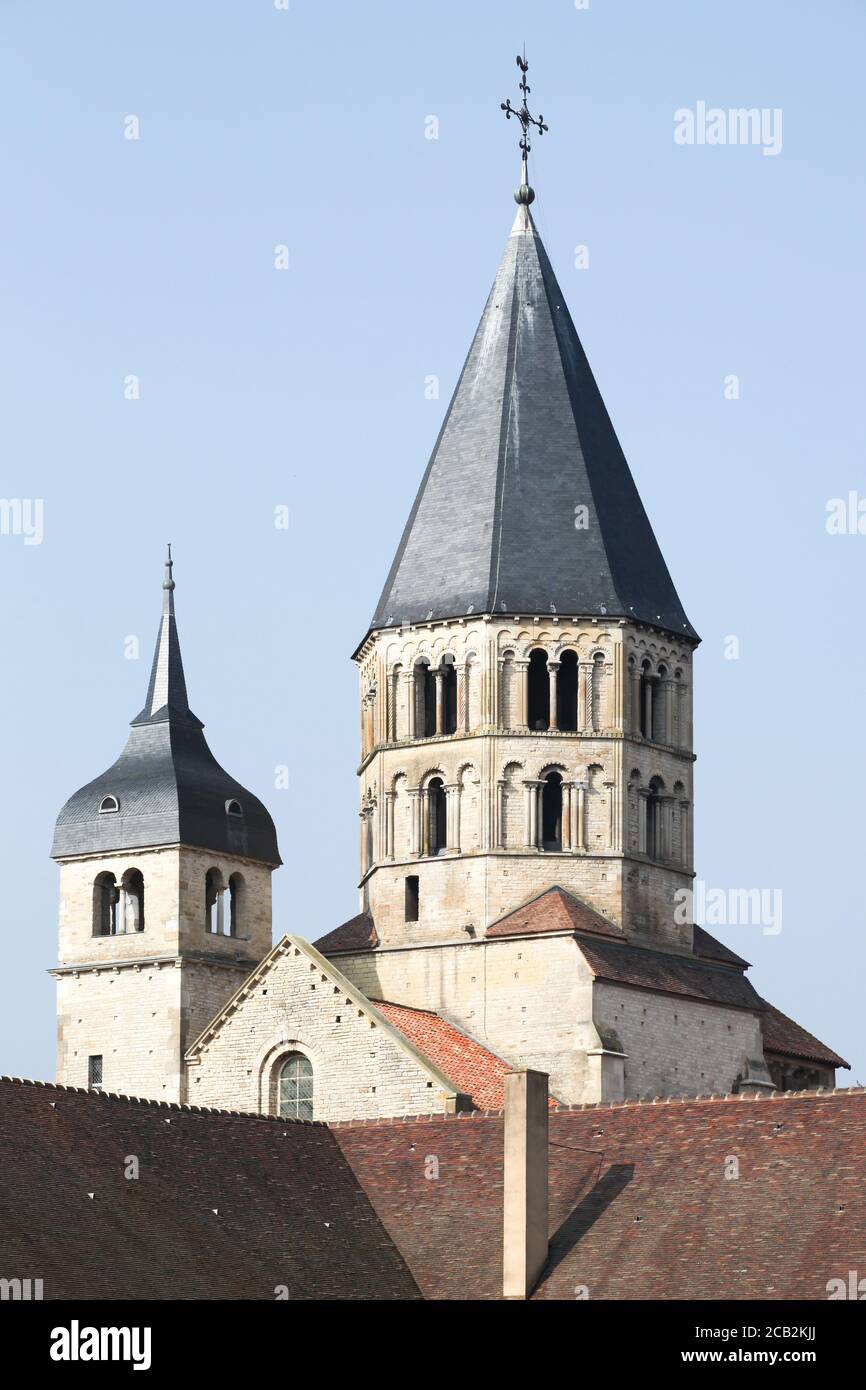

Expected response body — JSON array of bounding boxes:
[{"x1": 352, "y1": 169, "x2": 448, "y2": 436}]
[{"x1": 51, "y1": 549, "x2": 281, "y2": 1102}]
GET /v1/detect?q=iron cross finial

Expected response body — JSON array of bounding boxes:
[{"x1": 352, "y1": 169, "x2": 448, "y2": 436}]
[{"x1": 500, "y1": 51, "x2": 549, "y2": 204}]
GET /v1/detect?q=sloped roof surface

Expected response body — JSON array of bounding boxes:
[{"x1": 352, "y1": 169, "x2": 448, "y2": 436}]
[
  {"x1": 335, "y1": 1090, "x2": 866, "y2": 1300},
  {"x1": 52, "y1": 554, "x2": 279, "y2": 864},
  {"x1": 485, "y1": 885, "x2": 623, "y2": 940},
  {"x1": 371, "y1": 204, "x2": 695, "y2": 640},
  {"x1": 0, "y1": 1078, "x2": 418, "y2": 1300},
  {"x1": 371, "y1": 1000, "x2": 515, "y2": 1111},
  {"x1": 760, "y1": 1001, "x2": 849, "y2": 1069},
  {"x1": 314, "y1": 912, "x2": 379, "y2": 955}
]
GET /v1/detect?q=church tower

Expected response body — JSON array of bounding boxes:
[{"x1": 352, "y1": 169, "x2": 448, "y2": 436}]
[
  {"x1": 353, "y1": 140, "x2": 696, "y2": 956},
  {"x1": 51, "y1": 550, "x2": 280, "y2": 1102}
]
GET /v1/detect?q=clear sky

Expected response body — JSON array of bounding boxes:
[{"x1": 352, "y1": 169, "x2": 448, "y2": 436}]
[{"x1": 1, "y1": 1, "x2": 863, "y2": 1085}]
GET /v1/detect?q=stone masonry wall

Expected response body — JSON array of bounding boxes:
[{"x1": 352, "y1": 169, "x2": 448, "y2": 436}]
[{"x1": 188, "y1": 941, "x2": 457, "y2": 1122}]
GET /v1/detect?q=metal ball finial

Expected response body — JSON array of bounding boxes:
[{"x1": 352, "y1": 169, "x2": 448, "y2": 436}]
[{"x1": 514, "y1": 183, "x2": 536, "y2": 205}]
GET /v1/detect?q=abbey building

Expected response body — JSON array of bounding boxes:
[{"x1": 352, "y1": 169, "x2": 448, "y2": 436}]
[{"x1": 51, "y1": 179, "x2": 847, "y2": 1121}]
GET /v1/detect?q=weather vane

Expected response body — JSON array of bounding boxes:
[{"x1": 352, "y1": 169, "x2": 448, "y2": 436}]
[{"x1": 501, "y1": 51, "x2": 549, "y2": 205}]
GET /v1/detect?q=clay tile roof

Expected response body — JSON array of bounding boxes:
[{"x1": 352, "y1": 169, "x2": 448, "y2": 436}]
[
  {"x1": 760, "y1": 1000, "x2": 850, "y2": 1070},
  {"x1": 370, "y1": 1001, "x2": 517, "y2": 1111},
  {"x1": 0, "y1": 1078, "x2": 419, "y2": 1301},
  {"x1": 692, "y1": 924, "x2": 750, "y2": 968},
  {"x1": 486, "y1": 885, "x2": 623, "y2": 941},
  {"x1": 576, "y1": 935, "x2": 763, "y2": 1011},
  {"x1": 314, "y1": 911, "x2": 379, "y2": 955},
  {"x1": 334, "y1": 1090, "x2": 866, "y2": 1300}
]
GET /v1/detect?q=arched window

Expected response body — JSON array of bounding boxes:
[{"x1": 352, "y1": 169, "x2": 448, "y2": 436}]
[
  {"x1": 413, "y1": 659, "x2": 434, "y2": 738},
  {"x1": 427, "y1": 777, "x2": 447, "y2": 856},
  {"x1": 441, "y1": 655, "x2": 457, "y2": 735},
  {"x1": 527, "y1": 649, "x2": 550, "y2": 730},
  {"x1": 228, "y1": 872, "x2": 245, "y2": 936},
  {"x1": 225, "y1": 799, "x2": 243, "y2": 818},
  {"x1": 98, "y1": 794, "x2": 119, "y2": 814},
  {"x1": 279, "y1": 1053, "x2": 314, "y2": 1120},
  {"x1": 646, "y1": 777, "x2": 664, "y2": 859},
  {"x1": 557, "y1": 651, "x2": 578, "y2": 731},
  {"x1": 121, "y1": 868, "x2": 145, "y2": 933},
  {"x1": 93, "y1": 871, "x2": 118, "y2": 936},
  {"x1": 541, "y1": 771, "x2": 563, "y2": 851},
  {"x1": 591, "y1": 653, "x2": 605, "y2": 731},
  {"x1": 205, "y1": 867, "x2": 226, "y2": 934}
]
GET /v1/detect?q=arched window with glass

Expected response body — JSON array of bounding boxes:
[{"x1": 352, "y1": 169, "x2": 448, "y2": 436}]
[{"x1": 279, "y1": 1052, "x2": 314, "y2": 1120}]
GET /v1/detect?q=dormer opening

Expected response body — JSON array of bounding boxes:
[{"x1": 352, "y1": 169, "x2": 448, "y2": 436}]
[
  {"x1": 225, "y1": 799, "x2": 243, "y2": 817},
  {"x1": 98, "y1": 795, "x2": 119, "y2": 814}
]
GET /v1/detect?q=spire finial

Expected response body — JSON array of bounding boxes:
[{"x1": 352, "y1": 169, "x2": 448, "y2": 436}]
[
  {"x1": 163, "y1": 542, "x2": 175, "y2": 613},
  {"x1": 500, "y1": 50, "x2": 549, "y2": 205}
]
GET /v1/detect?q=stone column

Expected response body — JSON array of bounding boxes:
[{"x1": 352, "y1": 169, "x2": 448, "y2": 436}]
[
  {"x1": 496, "y1": 779, "x2": 506, "y2": 848},
  {"x1": 662, "y1": 678, "x2": 676, "y2": 745},
  {"x1": 630, "y1": 663, "x2": 642, "y2": 735},
  {"x1": 456, "y1": 664, "x2": 468, "y2": 732},
  {"x1": 434, "y1": 670, "x2": 445, "y2": 736},
  {"x1": 547, "y1": 662, "x2": 560, "y2": 730},
  {"x1": 637, "y1": 789, "x2": 649, "y2": 854},
  {"x1": 405, "y1": 671, "x2": 416, "y2": 739},
  {"x1": 216, "y1": 886, "x2": 225, "y2": 935},
  {"x1": 523, "y1": 782, "x2": 536, "y2": 849},
  {"x1": 604, "y1": 780, "x2": 617, "y2": 852},
  {"x1": 384, "y1": 791, "x2": 395, "y2": 860},
  {"x1": 575, "y1": 781, "x2": 587, "y2": 851},
  {"x1": 445, "y1": 783, "x2": 460, "y2": 852},
  {"x1": 118, "y1": 886, "x2": 128, "y2": 935},
  {"x1": 494, "y1": 658, "x2": 504, "y2": 728},
  {"x1": 516, "y1": 660, "x2": 530, "y2": 730},
  {"x1": 561, "y1": 782, "x2": 573, "y2": 850},
  {"x1": 679, "y1": 798, "x2": 691, "y2": 867},
  {"x1": 409, "y1": 789, "x2": 422, "y2": 857},
  {"x1": 578, "y1": 662, "x2": 593, "y2": 732},
  {"x1": 535, "y1": 782, "x2": 544, "y2": 849},
  {"x1": 422, "y1": 789, "x2": 432, "y2": 857}
]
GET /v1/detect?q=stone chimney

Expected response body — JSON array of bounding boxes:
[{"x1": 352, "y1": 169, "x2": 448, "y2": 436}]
[{"x1": 502, "y1": 1069, "x2": 549, "y2": 1299}]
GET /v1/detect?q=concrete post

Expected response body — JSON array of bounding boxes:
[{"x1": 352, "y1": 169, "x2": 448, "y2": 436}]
[{"x1": 503, "y1": 1069, "x2": 549, "y2": 1300}]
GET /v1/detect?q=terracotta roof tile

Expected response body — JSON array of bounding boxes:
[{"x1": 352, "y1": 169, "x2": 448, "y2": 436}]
[
  {"x1": 334, "y1": 1090, "x2": 866, "y2": 1300},
  {"x1": 371, "y1": 1001, "x2": 515, "y2": 1111},
  {"x1": 486, "y1": 885, "x2": 623, "y2": 940}
]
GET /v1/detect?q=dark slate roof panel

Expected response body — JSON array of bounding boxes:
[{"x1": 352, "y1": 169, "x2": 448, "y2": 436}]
[
  {"x1": 52, "y1": 555, "x2": 280, "y2": 865},
  {"x1": 372, "y1": 205, "x2": 696, "y2": 640},
  {"x1": 578, "y1": 935, "x2": 763, "y2": 1011},
  {"x1": 0, "y1": 1078, "x2": 419, "y2": 1301},
  {"x1": 760, "y1": 1000, "x2": 849, "y2": 1070}
]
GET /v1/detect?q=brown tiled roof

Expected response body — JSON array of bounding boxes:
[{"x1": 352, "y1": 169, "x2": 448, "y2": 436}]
[
  {"x1": 760, "y1": 1001, "x2": 850, "y2": 1070},
  {"x1": 486, "y1": 886, "x2": 623, "y2": 940},
  {"x1": 0, "y1": 1078, "x2": 418, "y2": 1301},
  {"x1": 692, "y1": 924, "x2": 750, "y2": 968},
  {"x1": 314, "y1": 911, "x2": 378, "y2": 955},
  {"x1": 334, "y1": 1089, "x2": 866, "y2": 1300},
  {"x1": 577, "y1": 935, "x2": 763, "y2": 1011},
  {"x1": 371, "y1": 1001, "x2": 514, "y2": 1110}
]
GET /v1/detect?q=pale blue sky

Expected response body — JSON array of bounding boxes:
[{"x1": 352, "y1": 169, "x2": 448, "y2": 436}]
[{"x1": 1, "y1": 1, "x2": 863, "y2": 1083}]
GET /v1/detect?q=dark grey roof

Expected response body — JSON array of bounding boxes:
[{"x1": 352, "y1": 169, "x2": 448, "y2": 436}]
[
  {"x1": 52, "y1": 553, "x2": 280, "y2": 865},
  {"x1": 371, "y1": 204, "x2": 696, "y2": 641}
]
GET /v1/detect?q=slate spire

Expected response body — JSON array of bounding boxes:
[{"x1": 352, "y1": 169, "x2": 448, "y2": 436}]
[
  {"x1": 134, "y1": 544, "x2": 201, "y2": 727},
  {"x1": 371, "y1": 198, "x2": 696, "y2": 641}
]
